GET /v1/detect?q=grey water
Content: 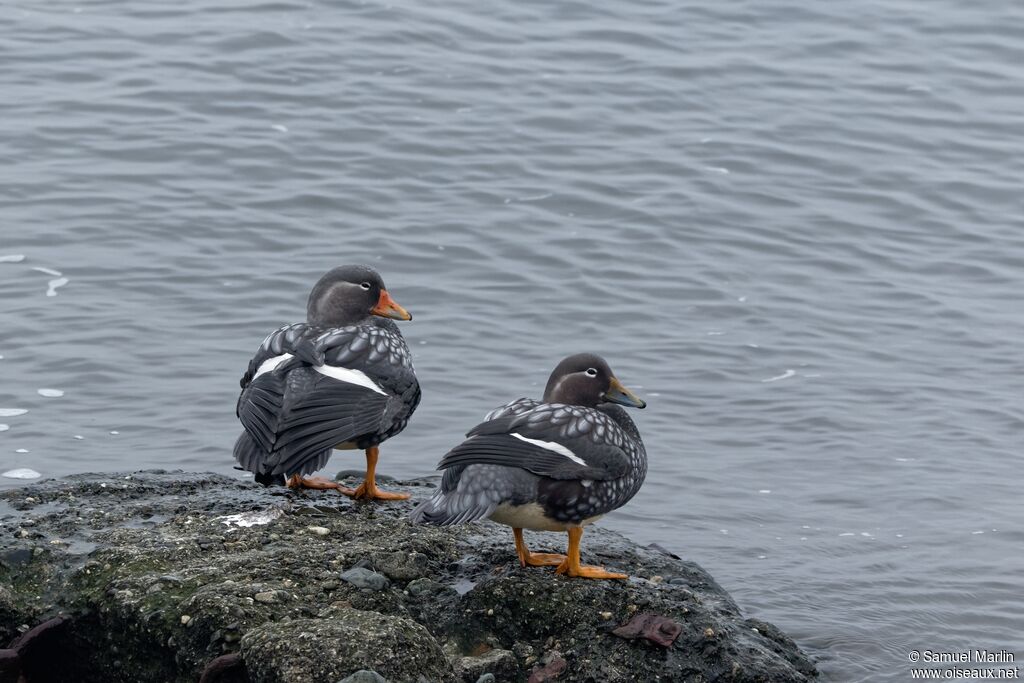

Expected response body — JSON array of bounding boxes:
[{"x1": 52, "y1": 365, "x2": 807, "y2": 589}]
[{"x1": 1, "y1": 0, "x2": 1022, "y2": 679}]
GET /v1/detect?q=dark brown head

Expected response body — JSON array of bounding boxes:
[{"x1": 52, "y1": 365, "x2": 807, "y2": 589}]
[
  {"x1": 305, "y1": 265, "x2": 412, "y2": 327},
  {"x1": 542, "y1": 353, "x2": 646, "y2": 409}
]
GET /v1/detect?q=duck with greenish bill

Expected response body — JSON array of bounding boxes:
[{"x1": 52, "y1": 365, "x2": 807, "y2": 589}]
[{"x1": 410, "y1": 353, "x2": 647, "y2": 579}]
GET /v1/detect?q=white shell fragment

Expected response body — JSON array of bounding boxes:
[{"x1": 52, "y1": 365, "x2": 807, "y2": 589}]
[{"x1": 218, "y1": 508, "x2": 284, "y2": 528}]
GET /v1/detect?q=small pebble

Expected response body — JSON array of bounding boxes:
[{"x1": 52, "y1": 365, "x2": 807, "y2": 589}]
[
  {"x1": 704, "y1": 627, "x2": 716, "y2": 638},
  {"x1": 599, "y1": 611, "x2": 613, "y2": 620},
  {"x1": 254, "y1": 591, "x2": 278, "y2": 604},
  {"x1": 307, "y1": 525, "x2": 330, "y2": 536},
  {"x1": 649, "y1": 575, "x2": 664, "y2": 585},
  {"x1": 180, "y1": 615, "x2": 192, "y2": 625}
]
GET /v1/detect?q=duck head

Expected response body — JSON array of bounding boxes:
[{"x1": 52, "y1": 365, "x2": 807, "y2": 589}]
[
  {"x1": 542, "y1": 353, "x2": 646, "y2": 409},
  {"x1": 306, "y1": 264, "x2": 412, "y2": 327}
]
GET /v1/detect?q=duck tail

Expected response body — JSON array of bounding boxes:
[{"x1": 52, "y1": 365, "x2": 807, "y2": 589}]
[
  {"x1": 233, "y1": 431, "x2": 277, "y2": 485},
  {"x1": 409, "y1": 466, "x2": 498, "y2": 526}
]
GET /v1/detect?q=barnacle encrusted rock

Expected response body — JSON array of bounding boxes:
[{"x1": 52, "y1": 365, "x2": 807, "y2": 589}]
[{"x1": 0, "y1": 471, "x2": 818, "y2": 682}]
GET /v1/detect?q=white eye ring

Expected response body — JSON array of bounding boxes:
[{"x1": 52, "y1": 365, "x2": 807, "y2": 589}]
[
  {"x1": 360, "y1": 282, "x2": 371, "y2": 291},
  {"x1": 585, "y1": 368, "x2": 598, "y2": 377}
]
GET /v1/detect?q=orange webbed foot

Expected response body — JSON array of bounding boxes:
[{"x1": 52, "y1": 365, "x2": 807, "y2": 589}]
[
  {"x1": 522, "y1": 552, "x2": 568, "y2": 567},
  {"x1": 286, "y1": 475, "x2": 357, "y2": 494},
  {"x1": 554, "y1": 561, "x2": 628, "y2": 580},
  {"x1": 350, "y1": 483, "x2": 411, "y2": 501}
]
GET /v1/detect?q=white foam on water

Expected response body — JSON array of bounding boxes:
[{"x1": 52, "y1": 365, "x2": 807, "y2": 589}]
[
  {"x1": 0, "y1": 425, "x2": 8, "y2": 432},
  {"x1": 839, "y1": 532, "x2": 855, "y2": 537},
  {"x1": 762, "y1": 369, "x2": 796, "y2": 383},
  {"x1": 74, "y1": 435, "x2": 84, "y2": 440},
  {"x1": 702, "y1": 166, "x2": 730, "y2": 174},
  {"x1": 271, "y1": 124, "x2": 289, "y2": 132},
  {"x1": 516, "y1": 192, "x2": 553, "y2": 202},
  {"x1": 2, "y1": 468, "x2": 40, "y2": 480},
  {"x1": 15, "y1": 448, "x2": 29, "y2": 453},
  {"x1": 0, "y1": 255, "x2": 26, "y2": 263},
  {"x1": 0, "y1": 409, "x2": 27, "y2": 417},
  {"x1": 759, "y1": 489, "x2": 771, "y2": 494},
  {"x1": 110, "y1": 430, "x2": 120, "y2": 435},
  {"x1": 47, "y1": 277, "x2": 69, "y2": 296},
  {"x1": 33, "y1": 266, "x2": 62, "y2": 276},
  {"x1": 38, "y1": 388, "x2": 64, "y2": 397}
]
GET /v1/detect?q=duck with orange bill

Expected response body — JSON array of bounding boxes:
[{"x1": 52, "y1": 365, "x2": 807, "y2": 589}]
[{"x1": 233, "y1": 265, "x2": 419, "y2": 500}]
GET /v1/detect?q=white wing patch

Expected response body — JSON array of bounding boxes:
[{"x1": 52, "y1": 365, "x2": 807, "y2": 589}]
[
  {"x1": 254, "y1": 353, "x2": 293, "y2": 378},
  {"x1": 314, "y1": 364, "x2": 387, "y2": 395},
  {"x1": 511, "y1": 433, "x2": 586, "y2": 466}
]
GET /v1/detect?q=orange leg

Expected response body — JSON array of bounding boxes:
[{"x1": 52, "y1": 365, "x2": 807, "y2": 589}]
[
  {"x1": 350, "y1": 447, "x2": 410, "y2": 501},
  {"x1": 285, "y1": 474, "x2": 356, "y2": 494},
  {"x1": 513, "y1": 528, "x2": 567, "y2": 567},
  {"x1": 554, "y1": 527, "x2": 627, "y2": 580}
]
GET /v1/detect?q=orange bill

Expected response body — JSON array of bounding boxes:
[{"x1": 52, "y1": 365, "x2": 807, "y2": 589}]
[{"x1": 371, "y1": 289, "x2": 412, "y2": 321}]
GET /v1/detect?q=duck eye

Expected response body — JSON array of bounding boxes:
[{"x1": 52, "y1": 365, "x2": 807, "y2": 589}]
[
  {"x1": 360, "y1": 282, "x2": 371, "y2": 291},
  {"x1": 585, "y1": 368, "x2": 598, "y2": 377}
]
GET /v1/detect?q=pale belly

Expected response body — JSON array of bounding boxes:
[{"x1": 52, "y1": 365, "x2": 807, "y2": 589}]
[{"x1": 488, "y1": 502, "x2": 603, "y2": 532}]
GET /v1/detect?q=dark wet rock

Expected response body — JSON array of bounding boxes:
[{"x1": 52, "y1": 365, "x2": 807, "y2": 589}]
[
  {"x1": 0, "y1": 548, "x2": 32, "y2": 570},
  {"x1": 374, "y1": 550, "x2": 428, "y2": 581},
  {"x1": 454, "y1": 648, "x2": 517, "y2": 682},
  {"x1": 337, "y1": 670, "x2": 388, "y2": 683},
  {"x1": 199, "y1": 652, "x2": 249, "y2": 683},
  {"x1": 341, "y1": 566, "x2": 391, "y2": 591},
  {"x1": 0, "y1": 471, "x2": 817, "y2": 682},
  {"x1": 241, "y1": 612, "x2": 447, "y2": 682}
]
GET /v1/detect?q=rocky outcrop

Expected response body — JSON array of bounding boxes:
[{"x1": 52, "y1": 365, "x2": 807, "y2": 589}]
[{"x1": 0, "y1": 472, "x2": 817, "y2": 682}]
